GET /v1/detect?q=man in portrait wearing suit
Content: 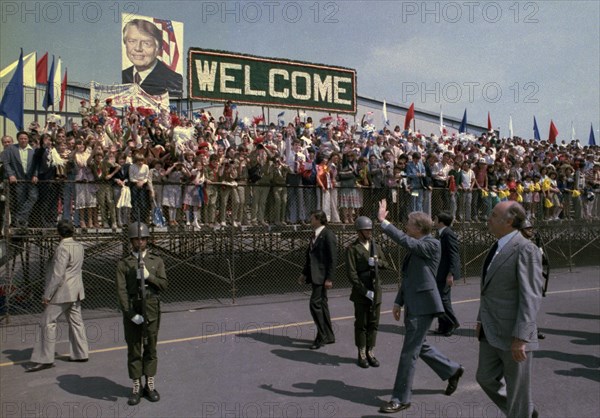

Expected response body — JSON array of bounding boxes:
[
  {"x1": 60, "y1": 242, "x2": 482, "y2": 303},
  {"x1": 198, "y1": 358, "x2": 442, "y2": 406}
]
[
  {"x1": 433, "y1": 211, "x2": 461, "y2": 336},
  {"x1": 298, "y1": 210, "x2": 337, "y2": 349},
  {"x1": 122, "y1": 18, "x2": 183, "y2": 96},
  {"x1": 377, "y1": 200, "x2": 464, "y2": 414},
  {"x1": 26, "y1": 220, "x2": 89, "y2": 372},
  {"x1": 3, "y1": 131, "x2": 38, "y2": 228},
  {"x1": 476, "y1": 201, "x2": 542, "y2": 418}
]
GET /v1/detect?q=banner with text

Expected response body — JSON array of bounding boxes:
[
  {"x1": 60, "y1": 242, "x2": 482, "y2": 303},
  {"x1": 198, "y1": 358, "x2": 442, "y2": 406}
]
[
  {"x1": 90, "y1": 81, "x2": 170, "y2": 111},
  {"x1": 188, "y1": 49, "x2": 357, "y2": 114}
]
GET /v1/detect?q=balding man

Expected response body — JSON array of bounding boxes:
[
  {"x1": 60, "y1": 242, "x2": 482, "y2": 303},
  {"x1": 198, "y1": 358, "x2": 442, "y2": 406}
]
[{"x1": 476, "y1": 201, "x2": 542, "y2": 418}]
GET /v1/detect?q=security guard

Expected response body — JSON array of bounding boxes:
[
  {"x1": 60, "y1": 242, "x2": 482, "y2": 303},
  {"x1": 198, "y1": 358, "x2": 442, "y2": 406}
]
[
  {"x1": 346, "y1": 216, "x2": 390, "y2": 368},
  {"x1": 116, "y1": 222, "x2": 168, "y2": 405}
]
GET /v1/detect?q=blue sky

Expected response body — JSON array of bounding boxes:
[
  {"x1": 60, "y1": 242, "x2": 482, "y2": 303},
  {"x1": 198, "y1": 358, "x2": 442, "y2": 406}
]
[{"x1": 1, "y1": 0, "x2": 599, "y2": 141}]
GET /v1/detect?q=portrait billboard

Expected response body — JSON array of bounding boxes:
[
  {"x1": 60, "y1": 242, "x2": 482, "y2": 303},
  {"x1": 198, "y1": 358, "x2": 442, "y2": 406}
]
[
  {"x1": 188, "y1": 49, "x2": 357, "y2": 114},
  {"x1": 121, "y1": 13, "x2": 184, "y2": 96}
]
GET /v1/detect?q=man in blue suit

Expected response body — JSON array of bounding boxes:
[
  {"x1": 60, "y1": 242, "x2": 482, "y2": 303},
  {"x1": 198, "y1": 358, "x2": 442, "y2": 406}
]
[
  {"x1": 3, "y1": 131, "x2": 38, "y2": 228},
  {"x1": 377, "y1": 199, "x2": 464, "y2": 414},
  {"x1": 122, "y1": 19, "x2": 183, "y2": 96}
]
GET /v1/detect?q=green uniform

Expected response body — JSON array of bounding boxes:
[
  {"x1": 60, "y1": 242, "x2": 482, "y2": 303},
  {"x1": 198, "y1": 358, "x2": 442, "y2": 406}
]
[
  {"x1": 116, "y1": 252, "x2": 168, "y2": 379},
  {"x1": 346, "y1": 239, "x2": 389, "y2": 348}
]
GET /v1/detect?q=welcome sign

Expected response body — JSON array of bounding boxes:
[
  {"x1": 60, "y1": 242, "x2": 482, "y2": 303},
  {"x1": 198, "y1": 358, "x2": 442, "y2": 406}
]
[{"x1": 188, "y1": 48, "x2": 357, "y2": 114}]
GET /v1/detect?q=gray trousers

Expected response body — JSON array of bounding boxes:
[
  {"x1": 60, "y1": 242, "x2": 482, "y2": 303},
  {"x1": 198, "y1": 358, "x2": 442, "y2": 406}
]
[
  {"x1": 476, "y1": 339, "x2": 535, "y2": 418},
  {"x1": 30, "y1": 301, "x2": 89, "y2": 364},
  {"x1": 392, "y1": 312, "x2": 460, "y2": 404}
]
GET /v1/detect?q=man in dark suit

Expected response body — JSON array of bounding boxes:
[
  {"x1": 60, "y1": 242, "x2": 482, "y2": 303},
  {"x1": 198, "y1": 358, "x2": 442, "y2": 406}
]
[
  {"x1": 298, "y1": 210, "x2": 337, "y2": 349},
  {"x1": 433, "y1": 211, "x2": 461, "y2": 336},
  {"x1": 3, "y1": 131, "x2": 38, "y2": 228},
  {"x1": 476, "y1": 201, "x2": 542, "y2": 418},
  {"x1": 122, "y1": 18, "x2": 183, "y2": 96},
  {"x1": 31, "y1": 133, "x2": 59, "y2": 227},
  {"x1": 377, "y1": 200, "x2": 464, "y2": 414}
]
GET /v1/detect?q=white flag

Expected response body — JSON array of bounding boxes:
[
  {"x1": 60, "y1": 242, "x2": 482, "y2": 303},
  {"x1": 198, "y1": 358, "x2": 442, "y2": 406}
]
[
  {"x1": 509, "y1": 115, "x2": 514, "y2": 139},
  {"x1": 53, "y1": 58, "x2": 62, "y2": 109},
  {"x1": 571, "y1": 121, "x2": 575, "y2": 141},
  {"x1": 1, "y1": 51, "x2": 36, "y2": 88}
]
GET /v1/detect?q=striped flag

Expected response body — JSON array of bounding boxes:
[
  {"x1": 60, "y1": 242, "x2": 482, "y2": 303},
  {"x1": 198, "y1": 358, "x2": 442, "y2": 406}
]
[{"x1": 153, "y1": 18, "x2": 180, "y2": 71}]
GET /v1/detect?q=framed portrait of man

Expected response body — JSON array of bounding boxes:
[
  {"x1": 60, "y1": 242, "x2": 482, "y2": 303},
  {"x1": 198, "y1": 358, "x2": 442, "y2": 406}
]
[{"x1": 121, "y1": 14, "x2": 184, "y2": 97}]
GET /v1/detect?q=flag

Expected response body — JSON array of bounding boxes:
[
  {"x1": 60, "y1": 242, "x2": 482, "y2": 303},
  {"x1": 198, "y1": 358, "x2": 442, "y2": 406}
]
[
  {"x1": 382, "y1": 100, "x2": 389, "y2": 126},
  {"x1": 277, "y1": 111, "x2": 285, "y2": 118},
  {"x1": 60, "y1": 69, "x2": 67, "y2": 111},
  {"x1": 0, "y1": 49, "x2": 24, "y2": 130},
  {"x1": 487, "y1": 112, "x2": 493, "y2": 132},
  {"x1": 36, "y1": 52, "x2": 48, "y2": 84},
  {"x1": 458, "y1": 109, "x2": 467, "y2": 133},
  {"x1": 589, "y1": 123, "x2": 596, "y2": 146},
  {"x1": 404, "y1": 102, "x2": 414, "y2": 130},
  {"x1": 153, "y1": 18, "x2": 180, "y2": 71},
  {"x1": 533, "y1": 116, "x2": 541, "y2": 141},
  {"x1": 53, "y1": 58, "x2": 62, "y2": 109},
  {"x1": 439, "y1": 105, "x2": 445, "y2": 135},
  {"x1": 509, "y1": 115, "x2": 514, "y2": 138},
  {"x1": 571, "y1": 121, "x2": 575, "y2": 141},
  {"x1": 43, "y1": 55, "x2": 55, "y2": 110},
  {"x1": 548, "y1": 120, "x2": 558, "y2": 144},
  {"x1": 1, "y1": 51, "x2": 36, "y2": 88}
]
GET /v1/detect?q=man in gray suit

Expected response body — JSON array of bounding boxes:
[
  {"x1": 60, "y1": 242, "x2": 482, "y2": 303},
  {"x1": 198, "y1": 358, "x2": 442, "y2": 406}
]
[
  {"x1": 3, "y1": 131, "x2": 38, "y2": 228},
  {"x1": 26, "y1": 220, "x2": 89, "y2": 372},
  {"x1": 377, "y1": 200, "x2": 464, "y2": 414},
  {"x1": 476, "y1": 201, "x2": 542, "y2": 418}
]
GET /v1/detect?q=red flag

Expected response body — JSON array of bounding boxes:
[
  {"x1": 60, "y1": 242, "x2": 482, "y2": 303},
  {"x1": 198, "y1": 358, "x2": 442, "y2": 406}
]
[
  {"x1": 548, "y1": 120, "x2": 558, "y2": 144},
  {"x1": 487, "y1": 112, "x2": 493, "y2": 132},
  {"x1": 59, "y1": 69, "x2": 67, "y2": 111},
  {"x1": 404, "y1": 103, "x2": 415, "y2": 130},
  {"x1": 36, "y1": 52, "x2": 48, "y2": 84}
]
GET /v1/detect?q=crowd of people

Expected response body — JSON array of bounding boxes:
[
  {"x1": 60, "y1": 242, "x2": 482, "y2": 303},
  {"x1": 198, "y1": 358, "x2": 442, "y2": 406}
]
[{"x1": 1, "y1": 98, "x2": 599, "y2": 231}]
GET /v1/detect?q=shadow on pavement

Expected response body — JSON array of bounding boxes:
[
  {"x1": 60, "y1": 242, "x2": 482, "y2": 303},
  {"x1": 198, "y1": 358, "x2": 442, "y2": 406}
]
[{"x1": 56, "y1": 374, "x2": 131, "y2": 402}]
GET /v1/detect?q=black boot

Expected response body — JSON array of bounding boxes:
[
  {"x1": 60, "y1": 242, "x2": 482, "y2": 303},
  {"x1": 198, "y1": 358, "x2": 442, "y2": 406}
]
[
  {"x1": 128, "y1": 379, "x2": 141, "y2": 406},
  {"x1": 367, "y1": 347, "x2": 380, "y2": 367},
  {"x1": 143, "y1": 376, "x2": 160, "y2": 402},
  {"x1": 358, "y1": 347, "x2": 369, "y2": 368}
]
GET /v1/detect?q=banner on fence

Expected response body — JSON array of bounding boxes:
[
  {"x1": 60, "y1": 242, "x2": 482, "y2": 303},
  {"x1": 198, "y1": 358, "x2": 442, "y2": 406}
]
[{"x1": 90, "y1": 81, "x2": 170, "y2": 111}]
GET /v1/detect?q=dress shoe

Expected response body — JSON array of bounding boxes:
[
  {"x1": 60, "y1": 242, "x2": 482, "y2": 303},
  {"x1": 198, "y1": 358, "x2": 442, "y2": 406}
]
[
  {"x1": 25, "y1": 363, "x2": 54, "y2": 372},
  {"x1": 445, "y1": 366, "x2": 465, "y2": 395},
  {"x1": 379, "y1": 401, "x2": 411, "y2": 413},
  {"x1": 325, "y1": 338, "x2": 335, "y2": 345},
  {"x1": 310, "y1": 339, "x2": 324, "y2": 350},
  {"x1": 432, "y1": 328, "x2": 447, "y2": 335},
  {"x1": 445, "y1": 324, "x2": 460, "y2": 337},
  {"x1": 69, "y1": 358, "x2": 89, "y2": 362},
  {"x1": 537, "y1": 332, "x2": 546, "y2": 340}
]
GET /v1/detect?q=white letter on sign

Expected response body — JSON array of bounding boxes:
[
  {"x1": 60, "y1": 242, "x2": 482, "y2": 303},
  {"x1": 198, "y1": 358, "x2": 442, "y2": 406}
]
[
  {"x1": 220, "y1": 62, "x2": 242, "y2": 94},
  {"x1": 291, "y1": 71, "x2": 311, "y2": 100},
  {"x1": 269, "y1": 69, "x2": 289, "y2": 98},
  {"x1": 334, "y1": 76, "x2": 352, "y2": 105},
  {"x1": 195, "y1": 60, "x2": 218, "y2": 92},
  {"x1": 244, "y1": 65, "x2": 266, "y2": 96}
]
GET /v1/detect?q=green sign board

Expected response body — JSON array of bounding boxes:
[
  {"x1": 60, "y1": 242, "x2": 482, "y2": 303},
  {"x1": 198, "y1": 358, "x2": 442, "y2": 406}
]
[{"x1": 188, "y1": 48, "x2": 357, "y2": 114}]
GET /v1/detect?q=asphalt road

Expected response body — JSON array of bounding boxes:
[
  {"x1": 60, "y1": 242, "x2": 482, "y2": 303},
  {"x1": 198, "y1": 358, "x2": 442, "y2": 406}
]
[{"x1": 1, "y1": 267, "x2": 599, "y2": 418}]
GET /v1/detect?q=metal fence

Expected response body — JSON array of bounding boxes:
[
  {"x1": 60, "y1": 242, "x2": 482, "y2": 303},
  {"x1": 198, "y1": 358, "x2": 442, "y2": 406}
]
[{"x1": 1, "y1": 181, "x2": 599, "y2": 325}]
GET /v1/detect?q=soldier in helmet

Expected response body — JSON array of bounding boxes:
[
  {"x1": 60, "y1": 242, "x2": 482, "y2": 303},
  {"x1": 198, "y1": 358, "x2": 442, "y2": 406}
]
[
  {"x1": 346, "y1": 216, "x2": 390, "y2": 368},
  {"x1": 116, "y1": 222, "x2": 168, "y2": 405}
]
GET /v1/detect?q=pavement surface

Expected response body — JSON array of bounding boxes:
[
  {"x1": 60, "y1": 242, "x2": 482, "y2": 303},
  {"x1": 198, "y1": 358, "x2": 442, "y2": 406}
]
[{"x1": 1, "y1": 267, "x2": 599, "y2": 418}]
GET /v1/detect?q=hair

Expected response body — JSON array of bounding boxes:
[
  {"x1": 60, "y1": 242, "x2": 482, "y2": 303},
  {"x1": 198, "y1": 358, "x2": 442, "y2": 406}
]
[
  {"x1": 504, "y1": 201, "x2": 526, "y2": 229},
  {"x1": 16, "y1": 131, "x2": 29, "y2": 140},
  {"x1": 408, "y1": 211, "x2": 433, "y2": 235},
  {"x1": 122, "y1": 19, "x2": 163, "y2": 52},
  {"x1": 57, "y1": 219, "x2": 75, "y2": 238},
  {"x1": 435, "y1": 211, "x2": 454, "y2": 227},
  {"x1": 310, "y1": 210, "x2": 328, "y2": 226}
]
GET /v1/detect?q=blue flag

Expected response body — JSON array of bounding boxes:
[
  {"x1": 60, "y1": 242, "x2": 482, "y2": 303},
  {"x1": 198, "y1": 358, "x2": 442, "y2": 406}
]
[
  {"x1": 533, "y1": 116, "x2": 541, "y2": 141},
  {"x1": 277, "y1": 111, "x2": 285, "y2": 118},
  {"x1": 42, "y1": 55, "x2": 55, "y2": 110},
  {"x1": 458, "y1": 109, "x2": 467, "y2": 133},
  {"x1": 0, "y1": 49, "x2": 24, "y2": 130},
  {"x1": 590, "y1": 123, "x2": 596, "y2": 146}
]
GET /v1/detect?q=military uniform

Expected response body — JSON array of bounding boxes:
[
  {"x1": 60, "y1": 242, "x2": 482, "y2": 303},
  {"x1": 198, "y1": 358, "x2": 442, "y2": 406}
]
[
  {"x1": 116, "y1": 251, "x2": 167, "y2": 379},
  {"x1": 346, "y1": 238, "x2": 390, "y2": 351}
]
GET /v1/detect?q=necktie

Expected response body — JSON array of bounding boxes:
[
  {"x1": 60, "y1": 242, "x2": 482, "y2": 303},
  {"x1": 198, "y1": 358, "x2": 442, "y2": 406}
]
[
  {"x1": 482, "y1": 241, "x2": 499, "y2": 282},
  {"x1": 134, "y1": 72, "x2": 141, "y2": 84}
]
